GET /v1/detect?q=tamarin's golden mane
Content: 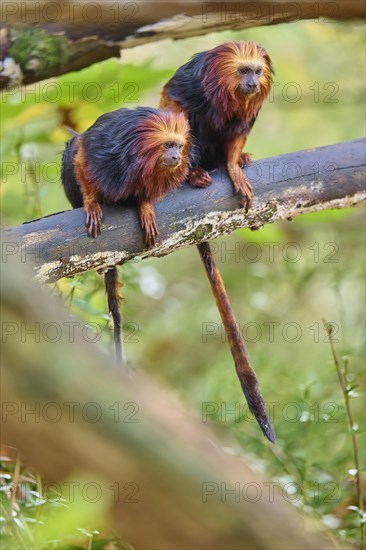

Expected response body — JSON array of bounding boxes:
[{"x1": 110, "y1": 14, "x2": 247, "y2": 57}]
[
  {"x1": 126, "y1": 110, "x2": 191, "y2": 201},
  {"x1": 136, "y1": 110, "x2": 190, "y2": 150},
  {"x1": 202, "y1": 41, "x2": 273, "y2": 122}
]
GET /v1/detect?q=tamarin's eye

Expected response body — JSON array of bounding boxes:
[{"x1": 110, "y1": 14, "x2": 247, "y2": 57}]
[
  {"x1": 165, "y1": 142, "x2": 175, "y2": 149},
  {"x1": 255, "y1": 68, "x2": 262, "y2": 75},
  {"x1": 238, "y1": 67, "x2": 249, "y2": 75},
  {"x1": 179, "y1": 144, "x2": 184, "y2": 151}
]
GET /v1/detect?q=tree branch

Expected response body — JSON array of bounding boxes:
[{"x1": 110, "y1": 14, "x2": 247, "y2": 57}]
[
  {"x1": 1, "y1": 0, "x2": 365, "y2": 89},
  {"x1": 3, "y1": 139, "x2": 365, "y2": 283}
]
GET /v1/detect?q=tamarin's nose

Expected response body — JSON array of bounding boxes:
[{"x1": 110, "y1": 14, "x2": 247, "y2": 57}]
[{"x1": 171, "y1": 155, "x2": 178, "y2": 161}]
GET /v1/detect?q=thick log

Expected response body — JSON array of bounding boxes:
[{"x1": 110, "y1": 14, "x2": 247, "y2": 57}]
[
  {"x1": 2, "y1": 139, "x2": 365, "y2": 283},
  {"x1": 1, "y1": 1, "x2": 365, "y2": 88},
  {"x1": 1, "y1": 260, "x2": 337, "y2": 549}
]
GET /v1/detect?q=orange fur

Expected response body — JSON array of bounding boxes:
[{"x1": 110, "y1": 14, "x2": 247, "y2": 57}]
[
  {"x1": 224, "y1": 134, "x2": 253, "y2": 210},
  {"x1": 122, "y1": 110, "x2": 191, "y2": 203},
  {"x1": 73, "y1": 138, "x2": 98, "y2": 208},
  {"x1": 202, "y1": 41, "x2": 273, "y2": 123},
  {"x1": 160, "y1": 85, "x2": 186, "y2": 115},
  {"x1": 74, "y1": 138, "x2": 103, "y2": 236}
]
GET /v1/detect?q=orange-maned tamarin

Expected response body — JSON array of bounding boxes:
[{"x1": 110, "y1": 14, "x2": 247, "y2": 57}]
[
  {"x1": 61, "y1": 107, "x2": 197, "y2": 364},
  {"x1": 160, "y1": 41, "x2": 275, "y2": 442}
]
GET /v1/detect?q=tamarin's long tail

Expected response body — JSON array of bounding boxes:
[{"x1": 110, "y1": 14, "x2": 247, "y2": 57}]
[
  {"x1": 197, "y1": 241, "x2": 275, "y2": 443},
  {"x1": 104, "y1": 267, "x2": 124, "y2": 365}
]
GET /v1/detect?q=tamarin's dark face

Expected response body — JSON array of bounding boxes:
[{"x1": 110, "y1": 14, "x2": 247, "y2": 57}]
[
  {"x1": 202, "y1": 41, "x2": 273, "y2": 109},
  {"x1": 160, "y1": 139, "x2": 185, "y2": 168},
  {"x1": 220, "y1": 43, "x2": 271, "y2": 98},
  {"x1": 135, "y1": 111, "x2": 190, "y2": 176},
  {"x1": 237, "y1": 63, "x2": 263, "y2": 95}
]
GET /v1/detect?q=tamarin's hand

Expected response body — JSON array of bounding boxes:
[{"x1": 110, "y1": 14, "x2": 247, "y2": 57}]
[
  {"x1": 160, "y1": 41, "x2": 273, "y2": 211},
  {"x1": 188, "y1": 167, "x2": 212, "y2": 188},
  {"x1": 61, "y1": 107, "x2": 194, "y2": 248}
]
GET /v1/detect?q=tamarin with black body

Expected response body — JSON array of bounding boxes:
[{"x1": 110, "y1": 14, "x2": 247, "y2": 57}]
[
  {"x1": 160, "y1": 41, "x2": 275, "y2": 442},
  {"x1": 61, "y1": 107, "x2": 195, "y2": 363},
  {"x1": 160, "y1": 41, "x2": 273, "y2": 206}
]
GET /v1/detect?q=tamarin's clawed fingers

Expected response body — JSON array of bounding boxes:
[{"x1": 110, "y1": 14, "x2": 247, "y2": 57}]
[
  {"x1": 240, "y1": 185, "x2": 253, "y2": 212},
  {"x1": 85, "y1": 201, "x2": 103, "y2": 238},
  {"x1": 188, "y1": 168, "x2": 212, "y2": 188},
  {"x1": 239, "y1": 152, "x2": 252, "y2": 168},
  {"x1": 226, "y1": 165, "x2": 253, "y2": 212},
  {"x1": 137, "y1": 201, "x2": 159, "y2": 248}
]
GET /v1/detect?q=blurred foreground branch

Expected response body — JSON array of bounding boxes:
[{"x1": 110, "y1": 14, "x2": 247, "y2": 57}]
[
  {"x1": 2, "y1": 139, "x2": 365, "y2": 283},
  {"x1": 1, "y1": 1, "x2": 365, "y2": 88},
  {"x1": 0, "y1": 260, "x2": 337, "y2": 549}
]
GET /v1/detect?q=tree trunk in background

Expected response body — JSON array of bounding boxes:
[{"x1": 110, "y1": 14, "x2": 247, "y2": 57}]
[
  {"x1": 1, "y1": 259, "x2": 337, "y2": 549},
  {"x1": 1, "y1": 1, "x2": 365, "y2": 88}
]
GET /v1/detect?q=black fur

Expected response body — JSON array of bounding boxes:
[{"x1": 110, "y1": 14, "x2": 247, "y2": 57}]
[
  {"x1": 61, "y1": 108, "x2": 154, "y2": 206},
  {"x1": 105, "y1": 267, "x2": 123, "y2": 364},
  {"x1": 82, "y1": 107, "x2": 154, "y2": 201},
  {"x1": 164, "y1": 52, "x2": 256, "y2": 170},
  {"x1": 61, "y1": 107, "x2": 199, "y2": 204}
]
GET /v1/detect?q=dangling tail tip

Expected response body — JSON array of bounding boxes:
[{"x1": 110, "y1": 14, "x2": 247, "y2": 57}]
[{"x1": 260, "y1": 420, "x2": 276, "y2": 443}]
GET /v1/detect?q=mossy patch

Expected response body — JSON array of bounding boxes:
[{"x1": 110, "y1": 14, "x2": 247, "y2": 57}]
[{"x1": 8, "y1": 28, "x2": 68, "y2": 75}]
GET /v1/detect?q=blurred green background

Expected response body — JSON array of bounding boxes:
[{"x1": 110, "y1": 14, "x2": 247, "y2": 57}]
[{"x1": 1, "y1": 20, "x2": 365, "y2": 548}]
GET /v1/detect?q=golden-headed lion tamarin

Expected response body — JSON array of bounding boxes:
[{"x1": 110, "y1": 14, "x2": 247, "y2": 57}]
[
  {"x1": 61, "y1": 107, "x2": 197, "y2": 363},
  {"x1": 160, "y1": 40, "x2": 273, "y2": 208},
  {"x1": 160, "y1": 41, "x2": 275, "y2": 442}
]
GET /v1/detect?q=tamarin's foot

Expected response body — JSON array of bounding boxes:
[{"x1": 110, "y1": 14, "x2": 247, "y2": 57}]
[
  {"x1": 85, "y1": 201, "x2": 103, "y2": 238},
  {"x1": 227, "y1": 165, "x2": 253, "y2": 212},
  {"x1": 188, "y1": 168, "x2": 212, "y2": 188},
  {"x1": 141, "y1": 214, "x2": 159, "y2": 248},
  {"x1": 237, "y1": 181, "x2": 253, "y2": 212},
  {"x1": 239, "y1": 152, "x2": 252, "y2": 168},
  {"x1": 138, "y1": 202, "x2": 159, "y2": 248}
]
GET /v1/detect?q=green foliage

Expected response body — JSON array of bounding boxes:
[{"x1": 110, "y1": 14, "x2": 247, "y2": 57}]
[
  {"x1": 1, "y1": 19, "x2": 365, "y2": 548},
  {"x1": 9, "y1": 29, "x2": 68, "y2": 74},
  {"x1": 0, "y1": 454, "x2": 132, "y2": 549}
]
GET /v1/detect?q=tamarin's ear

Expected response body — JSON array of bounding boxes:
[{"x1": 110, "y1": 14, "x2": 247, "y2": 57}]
[
  {"x1": 257, "y1": 45, "x2": 275, "y2": 75},
  {"x1": 263, "y1": 53, "x2": 275, "y2": 75}
]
